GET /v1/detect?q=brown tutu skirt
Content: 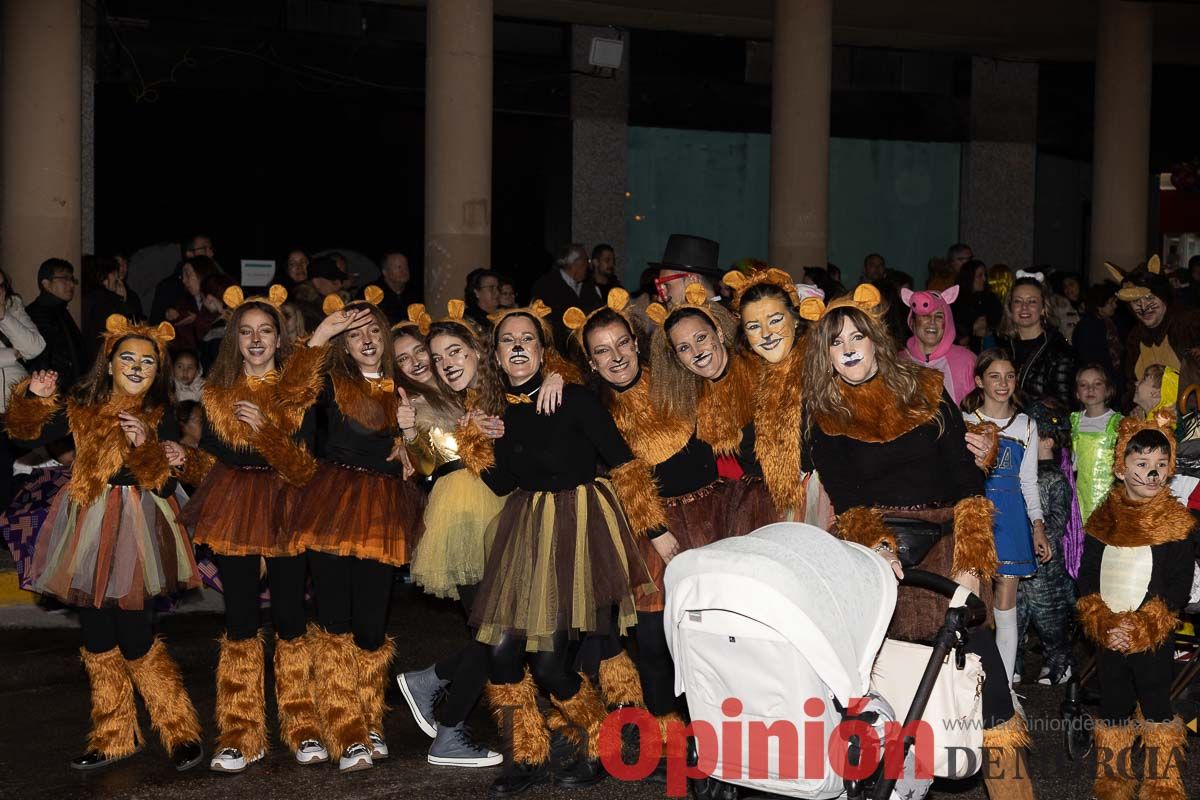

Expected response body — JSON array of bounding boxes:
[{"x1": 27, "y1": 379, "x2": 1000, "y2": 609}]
[
  {"x1": 638, "y1": 480, "x2": 739, "y2": 613},
  {"x1": 470, "y1": 479, "x2": 655, "y2": 652},
  {"x1": 723, "y1": 476, "x2": 780, "y2": 537},
  {"x1": 31, "y1": 484, "x2": 201, "y2": 610},
  {"x1": 291, "y1": 462, "x2": 425, "y2": 566},
  {"x1": 181, "y1": 462, "x2": 301, "y2": 557}
]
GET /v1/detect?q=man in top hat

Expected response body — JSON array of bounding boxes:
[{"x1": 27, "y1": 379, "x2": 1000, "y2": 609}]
[
  {"x1": 1109, "y1": 255, "x2": 1200, "y2": 408},
  {"x1": 625, "y1": 234, "x2": 723, "y2": 348},
  {"x1": 531, "y1": 243, "x2": 605, "y2": 353}
]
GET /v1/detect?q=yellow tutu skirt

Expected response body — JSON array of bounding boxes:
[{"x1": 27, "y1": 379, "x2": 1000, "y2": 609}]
[{"x1": 409, "y1": 468, "x2": 505, "y2": 599}]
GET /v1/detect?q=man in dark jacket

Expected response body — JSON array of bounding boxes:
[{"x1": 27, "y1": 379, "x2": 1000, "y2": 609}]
[
  {"x1": 362, "y1": 251, "x2": 417, "y2": 325},
  {"x1": 530, "y1": 243, "x2": 603, "y2": 353},
  {"x1": 27, "y1": 258, "x2": 86, "y2": 389}
]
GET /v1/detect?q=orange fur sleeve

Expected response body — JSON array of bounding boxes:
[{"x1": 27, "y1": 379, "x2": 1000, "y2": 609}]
[
  {"x1": 608, "y1": 459, "x2": 669, "y2": 538},
  {"x1": 544, "y1": 350, "x2": 582, "y2": 386},
  {"x1": 124, "y1": 439, "x2": 171, "y2": 493},
  {"x1": 835, "y1": 507, "x2": 898, "y2": 553},
  {"x1": 455, "y1": 422, "x2": 495, "y2": 475},
  {"x1": 951, "y1": 496, "x2": 998, "y2": 581},
  {"x1": 174, "y1": 445, "x2": 217, "y2": 486},
  {"x1": 4, "y1": 380, "x2": 60, "y2": 441},
  {"x1": 276, "y1": 342, "x2": 329, "y2": 409},
  {"x1": 248, "y1": 421, "x2": 317, "y2": 486},
  {"x1": 1121, "y1": 597, "x2": 1180, "y2": 653},
  {"x1": 1076, "y1": 593, "x2": 1120, "y2": 646}
]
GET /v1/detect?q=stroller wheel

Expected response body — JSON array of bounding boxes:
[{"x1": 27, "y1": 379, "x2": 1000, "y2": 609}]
[{"x1": 689, "y1": 776, "x2": 739, "y2": 800}]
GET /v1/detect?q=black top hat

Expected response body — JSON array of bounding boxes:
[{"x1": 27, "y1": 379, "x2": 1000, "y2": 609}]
[{"x1": 650, "y1": 234, "x2": 721, "y2": 278}]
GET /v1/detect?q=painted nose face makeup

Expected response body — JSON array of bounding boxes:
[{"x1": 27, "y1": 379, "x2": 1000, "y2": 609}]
[{"x1": 840, "y1": 351, "x2": 862, "y2": 365}]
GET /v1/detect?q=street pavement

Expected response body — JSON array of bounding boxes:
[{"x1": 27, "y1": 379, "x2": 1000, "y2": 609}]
[{"x1": 1, "y1": 582, "x2": 1195, "y2": 800}]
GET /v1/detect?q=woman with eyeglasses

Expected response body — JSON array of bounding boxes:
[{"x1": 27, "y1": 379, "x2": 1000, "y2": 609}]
[{"x1": 998, "y1": 275, "x2": 1078, "y2": 408}]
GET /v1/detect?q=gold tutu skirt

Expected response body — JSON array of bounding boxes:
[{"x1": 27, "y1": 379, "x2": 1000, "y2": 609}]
[
  {"x1": 470, "y1": 479, "x2": 655, "y2": 652},
  {"x1": 409, "y1": 467, "x2": 506, "y2": 599}
]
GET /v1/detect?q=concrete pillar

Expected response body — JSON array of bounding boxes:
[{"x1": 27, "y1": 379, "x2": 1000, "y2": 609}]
[
  {"x1": 959, "y1": 58, "x2": 1038, "y2": 270},
  {"x1": 424, "y1": 0, "x2": 493, "y2": 315},
  {"x1": 768, "y1": 0, "x2": 832, "y2": 276},
  {"x1": 82, "y1": 2, "x2": 96, "y2": 254},
  {"x1": 1, "y1": 0, "x2": 83, "y2": 306},
  {"x1": 1089, "y1": 0, "x2": 1153, "y2": 282},
  {"x1": 571, "y1": 26, "x2": 629, "y2": 283}
]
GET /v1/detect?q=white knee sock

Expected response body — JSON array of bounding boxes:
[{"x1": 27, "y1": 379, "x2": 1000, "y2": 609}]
[{"x1": 994, "y1": 606, "x2": 1018, "y2": 685}]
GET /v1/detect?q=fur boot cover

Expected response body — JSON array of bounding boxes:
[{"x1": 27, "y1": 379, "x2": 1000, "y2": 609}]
[
  {"x1": 486, "y1": 670, "x2": 550, "y2": 766},
  {"x1": 214, "y1": 634, "x2": 268, "y2": 757},
  {"x1": 310, "y1": 628, "x2": 369, "y2": 757},
  {"x1": 550, "y1": 675, "x2": 611, "y2": 762},
  {"x1": 1139, "y1": 716, "x2": 1188, "y2": 800},
  {"x1": 597, "y1": 650, "x2": 644, "y2": 708},
  {"x1": 80, "y1": 646, "x2": 141, "y2": 758},
  {"x1": 124, "y1": 637, "x2": 202, "y2": 752},
  {"x1": 1091, "y1": 719, "x2": 1138, "y2": 800},
  {"x1": 355, "y1": 637, "x2": 395, "y2": 734},
  {"x1": 273, "y1": 631, "x2": 323, "y2": 749}
]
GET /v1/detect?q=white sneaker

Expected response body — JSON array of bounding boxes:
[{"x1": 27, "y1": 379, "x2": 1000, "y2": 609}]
[
  {"x1": 1038, "y1": 665, "x2": 1072, "y2": 686},
  {"x1": 1037, "y1": 665, "x2": 1051, "y2": 681},
  {"x1": 295, "y1": 739, "x2": 329, "y2": 765},
  {"x1": 209, "y1": 747, "x2": 264, "y2": 773},
  {"x1": 1012, "y1": 672, "x2": 1022, "y2": 685},
  {"x1": 339, "y1": 743, "x2": 374, "y2": 773},
  {"x1": 368, "y1": 731, "x2": 389, "y2": 760}
]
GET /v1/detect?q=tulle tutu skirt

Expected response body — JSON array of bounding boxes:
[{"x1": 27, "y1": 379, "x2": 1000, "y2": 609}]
[
  {"x1": 723, "y1": 475, "x2": 780, "y2": 536},
  {"x1": 30, "y1": 483, "x2": 201, "y2": 610},
  {"x1": 291, "y1": 461, "x2": 425, "y2": 566},
  {"x1": 409, "y1": 467, "x2": 506, "y2": 599},
  {"x1": 470, "y1": 479, "x2": 654, "y2": 652},
  {"x1": 637, "y1": 480, "x2": 738, "y2": 613},
  {"x1": 182, "y1": 463, "x2": 301, "y2": 557}
]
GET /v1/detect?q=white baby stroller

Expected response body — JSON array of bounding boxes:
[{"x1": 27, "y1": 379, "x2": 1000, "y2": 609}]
[{"x1": 664, "y1": 522, "x2": 987, "y2": 800}]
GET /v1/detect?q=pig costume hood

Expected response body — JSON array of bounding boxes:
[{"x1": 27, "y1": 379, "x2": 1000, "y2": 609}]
[{"x1": 901, "y1": 285, "x2": 977, "y2": 404}]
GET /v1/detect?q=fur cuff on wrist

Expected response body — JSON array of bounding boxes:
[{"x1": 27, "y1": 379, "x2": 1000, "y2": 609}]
[
  {"x1": 951, "y1": 496, "x2": 998, "y2": 581},
  {"x1": 835, "y1": 506, "x2": 897, "y2": 552},
  {"x1": 276, "y1": 342, "x2": 328, "y2": 409},
  {"x1": 4, "y1": 380, "x2": 59, "y2": 440},
  {"x1": 175, "y1": 446, "x2": 216, "y2": 486},
  {"x1": 1122, "y1": 597, "x2": 1180, "y2": 653},
  {"x1": 250, "y1": 423, "x2": 317, "y2": 486},
  {"x1": 609, "y1": 459, "x2": 669, "y2": 537},
  {"x1": 1076, "y1": 593, "x2": 1120, "y2": 645},
  {"x1": 455, "y1": 422, "x2": 495, "y2": 475}
]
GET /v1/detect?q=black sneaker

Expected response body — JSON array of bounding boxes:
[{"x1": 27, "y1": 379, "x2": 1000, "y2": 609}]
[{"x1": 489, "y1": 760, "x2": 550, "y2": 796}]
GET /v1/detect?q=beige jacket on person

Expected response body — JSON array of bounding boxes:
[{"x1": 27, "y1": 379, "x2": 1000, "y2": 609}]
[{"x1": 0, "y1": 296, "x2": 47, "y2": 413}]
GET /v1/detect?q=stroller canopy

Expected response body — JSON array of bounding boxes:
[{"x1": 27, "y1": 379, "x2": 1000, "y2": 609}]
[{"x1": 664, "y1": 522, "x2": 897, "y2": 705}]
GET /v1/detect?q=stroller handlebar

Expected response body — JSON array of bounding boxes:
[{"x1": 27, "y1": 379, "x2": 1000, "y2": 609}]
[{"x1": 897, "y1": 568, "x2": 987, "y2": 627}]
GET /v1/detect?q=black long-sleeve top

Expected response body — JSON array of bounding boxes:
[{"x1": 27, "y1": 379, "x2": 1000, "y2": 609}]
[
  {"x1": 313, "y1": 375, "x2": 403, "y2": 476},
  {"x1": 480, "y1": 371, "x2": 636, "y2": 496},
  {"x1": 802, "y1": 390, "x2": 983, "y2": 512}
]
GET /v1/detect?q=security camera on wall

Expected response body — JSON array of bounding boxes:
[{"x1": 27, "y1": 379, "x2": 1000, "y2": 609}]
[{"x1": 589, "y1": 36, "x2": 624, "y2": 70}]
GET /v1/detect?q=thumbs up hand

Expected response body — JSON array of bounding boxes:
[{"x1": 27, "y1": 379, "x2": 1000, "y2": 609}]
[{"x1": 396, "y1": 386, "x2": 417, "y2": 436}]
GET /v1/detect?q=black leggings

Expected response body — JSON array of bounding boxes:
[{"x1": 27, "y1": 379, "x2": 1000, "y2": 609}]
[
  {"x1": 434, "y1": 583, "x2": 491, "y2": 727},
  {"x1": 635, "y1": 611, "x2": 677, "y2": 717},
  {"x1": 79, "y1": 606, "x2": 155, "y2": 659},
  {"x1": 214, "y1": 553, "x2": 309, "y2": 641},
  {"x1": 307, "y1": 551, "x2": 394, "y2": 651},
  {"x1": 490, "y1": 629, "x2": 582, "y2": 700},
  {"x1": 1097, "y1": 642, "x2": 1175, "y2": 724}
]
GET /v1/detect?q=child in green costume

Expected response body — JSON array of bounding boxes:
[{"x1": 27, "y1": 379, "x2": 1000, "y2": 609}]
[{"x1": 1071, "y1": 364, "x2": 1121, "y2": 525}]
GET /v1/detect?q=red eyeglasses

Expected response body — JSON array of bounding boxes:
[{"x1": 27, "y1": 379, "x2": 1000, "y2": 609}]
[{"x1": 654, "y1": 272, "x2": 690, "y2": 302}]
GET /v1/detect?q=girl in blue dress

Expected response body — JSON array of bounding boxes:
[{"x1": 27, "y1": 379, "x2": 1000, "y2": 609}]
[{"x1": 961, "y1": 348, "x2": 1052, "y2": 688}]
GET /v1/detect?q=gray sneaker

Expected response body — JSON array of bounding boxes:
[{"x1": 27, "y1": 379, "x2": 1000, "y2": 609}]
[
  {"x1": 398, "y1": 665, "x2": 448, "y2": 738},
  {"x1": 427, "y1": 723, "x2": 503, "y2": 768}
]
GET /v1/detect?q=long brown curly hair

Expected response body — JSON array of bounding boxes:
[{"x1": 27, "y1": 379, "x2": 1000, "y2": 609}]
[
  {"x1": 428, "y1": 319, "x2": 506, "y2": 417},
  {"x1": 206, "y1": 301, "x2": 293, "y2": 388},
  {"x1": 648, "y1": 303, "x2": 740, "y2": 420},
  {"x1": 801, "y1": 305, "x2": 929, "y2": 437}
]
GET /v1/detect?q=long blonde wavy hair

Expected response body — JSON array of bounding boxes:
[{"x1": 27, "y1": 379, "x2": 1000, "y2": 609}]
[
  {"x1": 648, "y1": 303, "x2": 740, "y2": 420},
  {"x1": 802, "y1": 305, "x2": 931, "y2": 437}
]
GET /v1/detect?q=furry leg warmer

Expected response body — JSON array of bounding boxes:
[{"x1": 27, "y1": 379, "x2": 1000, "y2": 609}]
[
  {"x1": 79, "y1": 647, "x2": 141, "y2": 758},
  {"x1": 309, "y1": 628, "x2": 369, "y2": 757},
  {"x1": 1138, "y1": 717, "x2": 1187, "y2": 800},
  {"x1": 598, "y1": 650, "x2": 644, "y2": 709},
  {"x1": 355, "y1": 637, "x2": 395, "y2": 734},
  {"x1": 485, "y1": 669, "x2": 550, "y2": 766},
  {"x1": 550, "y1": 675, "x2": 612, "y2": 762},
  {"x1": 214, "y1": 634, "x2": 268, "y2": 757},
  {"x1": 981, "y1": 713, "x2": 1033, "y2": 800},
  {"x1": 125, "y1": 638, "x2": 202, "y2": 752},
  {"x1": 273, "y1": 631, "x2": 322, "y2": 750},
  {"x1": 1091, "y1": 719, "x2": 1138, "y2": 800}
]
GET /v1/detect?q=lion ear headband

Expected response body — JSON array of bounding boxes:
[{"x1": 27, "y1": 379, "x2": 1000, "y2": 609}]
[
  {"x1": 224, "y1": 284, "x2": 288, "y2": 311},
  {"x1": 797, "y1": 283, "x2": 883, "y2": 322},
  {"x1": 102, "y1": 314, "x2": 176, "y2": 361},
  {"x1": 1107, "y1": 254, "x2": 1162, "y2": 302},
  {"x1": 562, "y1": 287, "x2": 632, "y2": 345},
  {"x1": 721, "y1": 267, "x2": 801, "y2": 313},
  {"x1": 323, "y1": 285, "x2": 385, "y2": 317},
  {"x1": 645, "y1": 281, "x2": 715, "y2": 328},
  {"x1": 488, "y1": 299, "x2": 558, "y2": 346},
  {"x1": 401, "y1": 300, "x2": 474, "y2": 338}
]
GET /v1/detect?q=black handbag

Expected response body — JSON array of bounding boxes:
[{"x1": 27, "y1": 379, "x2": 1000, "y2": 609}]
[{"x1": 883, "y1": 517, "x2": 952, "y2": 568}]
